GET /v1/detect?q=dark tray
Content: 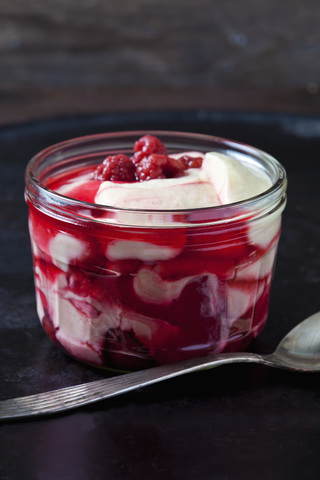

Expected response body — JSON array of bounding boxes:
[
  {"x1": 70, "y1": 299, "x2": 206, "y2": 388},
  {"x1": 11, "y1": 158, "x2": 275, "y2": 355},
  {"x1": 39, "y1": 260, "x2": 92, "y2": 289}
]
[{"x1": 1, "y1": 111, "x2": 319, "y2": 480}]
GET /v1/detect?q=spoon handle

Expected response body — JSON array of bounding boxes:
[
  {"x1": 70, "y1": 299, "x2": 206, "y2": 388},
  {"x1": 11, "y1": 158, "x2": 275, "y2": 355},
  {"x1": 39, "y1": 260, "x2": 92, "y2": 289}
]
[{"x1": 0, "y1": 352, "x2": 262, "y2": 420}]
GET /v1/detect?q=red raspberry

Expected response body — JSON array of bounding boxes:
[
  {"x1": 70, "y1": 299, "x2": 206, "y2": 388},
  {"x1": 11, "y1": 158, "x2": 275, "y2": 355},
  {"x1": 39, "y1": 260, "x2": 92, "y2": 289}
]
[
  {"x1": 136, "y1": 154, "x2": 168, "y2": 181},
  {"x1": 166, "y1": 156, "x2": 185, "y2": 175},
  {"x1": 135, "y1": 153, "x2": 199, "y2": 181},
  {"x1": 134, "y1": 135, "x2": 167, "y2": 156},
  {"x1": 131, "y1": 150, "x2": 146, "y2": 167},
  {"x1": 94, "y1": 154, "x2": 135, "y2": 182},
  {"x1": 176, "y1": 155, "x2": 203, "y2": 170},
  {"x1": 94, "y1": 136, "x2": 203, "y2": 184}
]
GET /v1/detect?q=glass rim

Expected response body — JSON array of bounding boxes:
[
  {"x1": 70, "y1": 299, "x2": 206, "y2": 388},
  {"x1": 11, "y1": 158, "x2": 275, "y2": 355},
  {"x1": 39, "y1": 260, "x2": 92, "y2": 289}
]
[{"x1": 25, "y1": 130, "x2": 287, "y2": 227}]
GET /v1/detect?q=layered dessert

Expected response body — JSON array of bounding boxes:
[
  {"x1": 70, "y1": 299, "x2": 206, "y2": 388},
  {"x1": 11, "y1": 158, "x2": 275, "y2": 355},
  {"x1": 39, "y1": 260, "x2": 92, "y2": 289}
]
[{"x1": 25, "y1": 133, "x2": 286, "y2": 370}]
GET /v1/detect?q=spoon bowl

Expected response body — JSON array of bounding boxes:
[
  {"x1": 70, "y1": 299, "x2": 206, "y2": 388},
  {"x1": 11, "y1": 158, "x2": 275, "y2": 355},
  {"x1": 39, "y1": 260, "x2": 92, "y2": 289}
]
[
  {"x1": 266, "y1": 311, "x2": 320, "y2": 371},
  {"x1": 1, "y1": 311, "x2": 320, "y2": 420}
]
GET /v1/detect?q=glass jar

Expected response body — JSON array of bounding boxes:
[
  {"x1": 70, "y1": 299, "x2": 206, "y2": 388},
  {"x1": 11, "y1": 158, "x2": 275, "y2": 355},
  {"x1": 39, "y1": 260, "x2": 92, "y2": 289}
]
[{"x1": 25, "y1": 131, "x2": 287, "y2": 371}]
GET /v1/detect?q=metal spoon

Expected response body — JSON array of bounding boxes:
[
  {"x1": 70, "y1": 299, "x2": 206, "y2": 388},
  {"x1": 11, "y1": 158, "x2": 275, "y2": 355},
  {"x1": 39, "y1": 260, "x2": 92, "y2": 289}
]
[{"x1": 1, "y1": 311, "x2": 320, "y2": 421}]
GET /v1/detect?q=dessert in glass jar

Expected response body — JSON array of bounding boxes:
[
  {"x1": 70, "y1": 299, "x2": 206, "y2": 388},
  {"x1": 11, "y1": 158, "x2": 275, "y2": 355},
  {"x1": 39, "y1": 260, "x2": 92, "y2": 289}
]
[{"x1": 25, "y1": 131, "x2": 287, "y2": 371}]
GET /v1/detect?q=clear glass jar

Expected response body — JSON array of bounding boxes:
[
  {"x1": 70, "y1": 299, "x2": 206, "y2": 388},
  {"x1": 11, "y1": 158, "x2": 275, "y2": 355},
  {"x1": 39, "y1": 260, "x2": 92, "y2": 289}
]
[{"x1": 25, "y1": 131, "x2": 287, "y2": 371}]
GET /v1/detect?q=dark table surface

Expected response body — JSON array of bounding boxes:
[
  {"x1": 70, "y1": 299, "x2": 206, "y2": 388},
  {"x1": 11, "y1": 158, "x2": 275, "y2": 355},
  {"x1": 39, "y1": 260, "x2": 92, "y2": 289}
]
[{"x1": 0, "y1": 111, "x2": 319, "y2": 480}]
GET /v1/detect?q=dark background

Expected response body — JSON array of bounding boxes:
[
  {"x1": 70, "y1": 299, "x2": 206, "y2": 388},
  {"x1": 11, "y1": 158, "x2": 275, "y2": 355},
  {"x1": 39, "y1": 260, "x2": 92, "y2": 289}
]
[
  {"x1": 1, "y1": 2, "x2": 320, "y2": 479},
  {"x1": 1, "y1": 111, "x2": 320, "y2": 480},
  {"x1": 1, "y1": 0, "x2": 320, "y2": 125}
]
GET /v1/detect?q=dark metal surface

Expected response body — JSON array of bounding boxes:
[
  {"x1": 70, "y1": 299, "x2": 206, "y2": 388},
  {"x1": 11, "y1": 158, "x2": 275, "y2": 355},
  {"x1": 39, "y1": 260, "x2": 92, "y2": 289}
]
[{"x1": 0, "y1": 110, "x2": 319, "y2": 480}]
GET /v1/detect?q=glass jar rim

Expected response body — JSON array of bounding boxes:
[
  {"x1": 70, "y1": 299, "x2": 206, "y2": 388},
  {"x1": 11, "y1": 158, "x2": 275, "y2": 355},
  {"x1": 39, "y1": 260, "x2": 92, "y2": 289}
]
[{"x1": 25, "y1": 130, "x2": 287, "y2": 227}]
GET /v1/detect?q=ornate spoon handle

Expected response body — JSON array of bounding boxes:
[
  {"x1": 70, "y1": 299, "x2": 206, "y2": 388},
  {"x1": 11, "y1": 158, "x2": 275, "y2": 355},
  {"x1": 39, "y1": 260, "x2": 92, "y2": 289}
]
[{"x1": 0, "y1": 352, "x2": 261, "y2": 420}]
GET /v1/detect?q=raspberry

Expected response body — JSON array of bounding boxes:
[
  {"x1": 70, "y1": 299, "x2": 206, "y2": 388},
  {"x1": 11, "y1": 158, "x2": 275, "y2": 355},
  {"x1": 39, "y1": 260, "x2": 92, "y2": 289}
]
[
  {"x1": 136, "y1": 154, "x2": 168, "y2": 181},
  {"x1": 166, "y1": 156, "x2": 185, "y2": 175},
  {"x1": 94, "y1": 154, "x2": 135, "y2": 182},
  {"x1": 177, "y1": 155, "x2": 203, "y2": 170},
  {"x1": 136, "y1": 153, "x2": 194, "y2": 181},
  {"x1": 134, "y1": 135, "x2": 167, "y2": 156},
  {"x1": 94, "y1": 137, "x2": 203, "y2": 184},
  {"x1": 131, "y1": 150, "x2": 146, "y2": 167}
]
